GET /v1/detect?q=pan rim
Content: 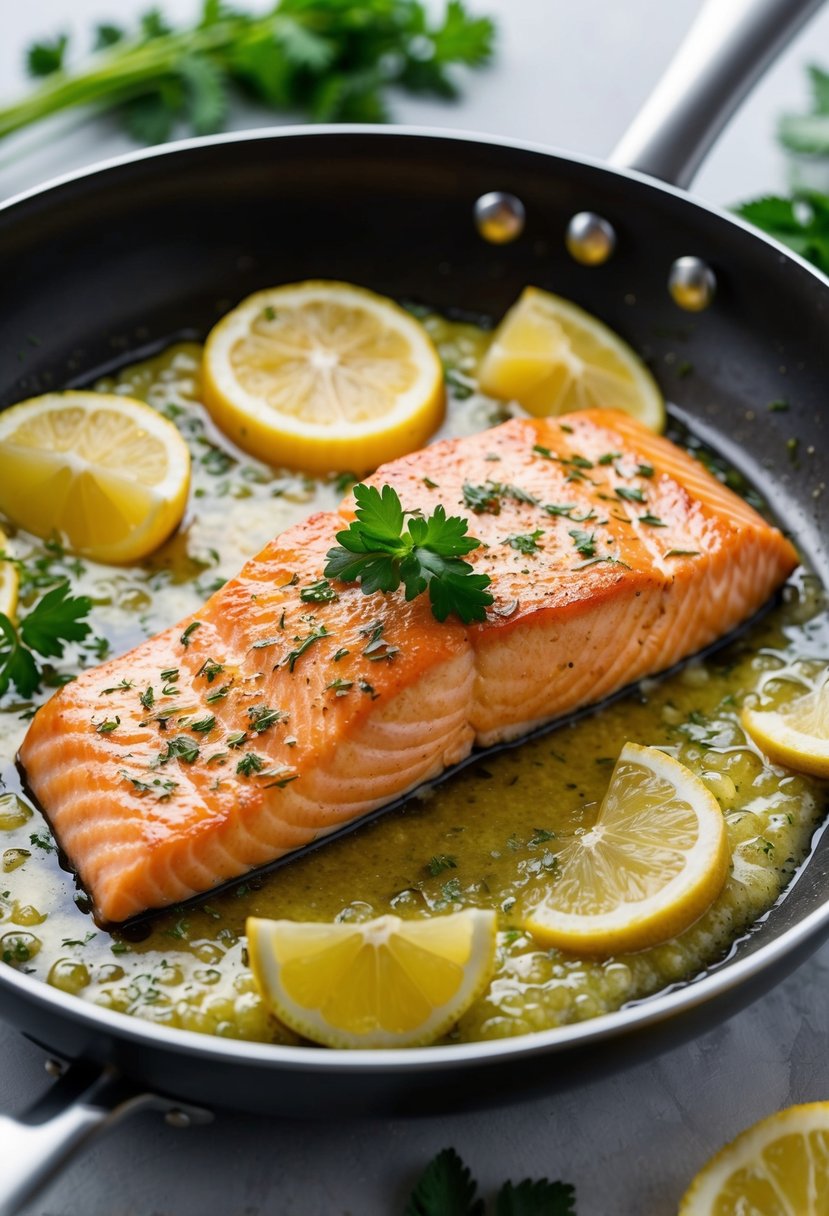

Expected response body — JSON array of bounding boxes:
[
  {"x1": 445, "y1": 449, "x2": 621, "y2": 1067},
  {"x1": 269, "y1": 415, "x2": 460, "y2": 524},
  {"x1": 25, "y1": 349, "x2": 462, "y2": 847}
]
[{"x1": 2, "y1": 123, "x2": 829, "y2": 1073}]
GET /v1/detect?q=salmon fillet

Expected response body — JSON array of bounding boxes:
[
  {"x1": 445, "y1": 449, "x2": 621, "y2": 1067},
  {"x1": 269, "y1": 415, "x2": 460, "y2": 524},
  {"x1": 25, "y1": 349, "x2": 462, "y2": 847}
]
[{"x1": 19, "y1": 410, "x2": 798, "y2": 922}]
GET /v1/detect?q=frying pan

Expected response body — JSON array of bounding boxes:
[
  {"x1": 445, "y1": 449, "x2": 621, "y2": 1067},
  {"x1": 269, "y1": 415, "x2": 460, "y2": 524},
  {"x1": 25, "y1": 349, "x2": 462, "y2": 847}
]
[{"x1": 0, "y1": 0, "x2": 827, "y2": 1209}]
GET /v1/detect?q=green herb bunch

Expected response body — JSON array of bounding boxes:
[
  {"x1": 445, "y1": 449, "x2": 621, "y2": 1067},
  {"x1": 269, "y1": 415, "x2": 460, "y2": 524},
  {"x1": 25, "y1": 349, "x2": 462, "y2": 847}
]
[
  {"x1": 405, "y1": 1147, "x2": 576, "y2": 1215},
  {"x1": 0, "y1": 576, "x2": 93, "y2": 698},
  {"x1": 2, "y1": 0, "x2": 495, "y2": 145}
]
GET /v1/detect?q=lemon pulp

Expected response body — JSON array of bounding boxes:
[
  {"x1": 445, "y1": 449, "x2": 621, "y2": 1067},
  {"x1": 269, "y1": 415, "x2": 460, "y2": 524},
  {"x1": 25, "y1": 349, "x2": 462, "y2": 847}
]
[
  {"x1": 479, "y1": 285, "x2": 665, "y2": 430},
  {"x1": 679, "y1": 1102, "x2": 829, "y2": 1214},
  {"x1": 247, "y1": 909, "x2": 497, "y2": 1048},
  {"x1": 202, "y1": 280, "x2": 444, "y2": 474},
  {"x1": 0, "y1": 391, "x2": 191, "y2": 564},
  {"x1": 524, "y1": 742, "x2": 730, "y2": 955}
]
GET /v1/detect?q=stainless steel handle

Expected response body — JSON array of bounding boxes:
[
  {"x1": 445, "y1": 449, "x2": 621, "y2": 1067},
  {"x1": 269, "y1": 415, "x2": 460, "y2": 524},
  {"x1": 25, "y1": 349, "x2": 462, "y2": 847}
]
[
  {"x1": 611, "y1": 0, "x2": 824, "y2": 187},
  {"x1": 0, "y1": 1062, "x2": 211, "y2": 1216}
]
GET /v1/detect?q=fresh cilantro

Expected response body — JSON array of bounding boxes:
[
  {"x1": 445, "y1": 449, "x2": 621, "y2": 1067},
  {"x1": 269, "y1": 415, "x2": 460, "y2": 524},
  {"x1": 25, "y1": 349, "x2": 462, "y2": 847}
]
[
  {"x1": 324, "y1": 483, "x2": 493, "y2": 625},
  {"x1": 7, "y1": 1, "x2": 495, "y2": 145},
  {"x1": 504, "y1": 530, "x2": 543, "y2": 555},
  {"x1": 0, "y1": 579, "x2": 92, "y2": 698},
  {"x1": 405, "y1": 1148, "x2": 576, "y2": 1216}
]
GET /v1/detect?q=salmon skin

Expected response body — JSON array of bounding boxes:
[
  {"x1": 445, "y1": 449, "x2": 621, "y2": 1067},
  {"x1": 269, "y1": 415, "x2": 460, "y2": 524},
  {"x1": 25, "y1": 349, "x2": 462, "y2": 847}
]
[{"x1": 19, "y1": 411, "x2": 797, "y2": 923}]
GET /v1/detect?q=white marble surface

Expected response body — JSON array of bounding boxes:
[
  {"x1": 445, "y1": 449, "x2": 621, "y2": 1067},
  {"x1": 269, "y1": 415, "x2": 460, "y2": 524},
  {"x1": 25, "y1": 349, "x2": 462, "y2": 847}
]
[{"x1": 2, "y1": 1, "x2": 829, "y2": 1213}]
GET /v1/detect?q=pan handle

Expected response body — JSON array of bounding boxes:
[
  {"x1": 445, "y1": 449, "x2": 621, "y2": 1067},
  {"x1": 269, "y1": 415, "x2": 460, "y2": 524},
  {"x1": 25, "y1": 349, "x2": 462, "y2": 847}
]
[
  {"x1": 0, "y1": 1060, "x2": 212, "y2": 1216},
  {"x1": 610, "y1": 0, "x2": 824, "y2": 188}
]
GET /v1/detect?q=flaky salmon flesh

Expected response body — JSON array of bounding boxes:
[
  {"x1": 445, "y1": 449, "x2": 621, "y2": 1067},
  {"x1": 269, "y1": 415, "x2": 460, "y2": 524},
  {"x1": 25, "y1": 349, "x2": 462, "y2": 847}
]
[{"x1": 19, "y1": 411, "x2": 797, "y2": 923}]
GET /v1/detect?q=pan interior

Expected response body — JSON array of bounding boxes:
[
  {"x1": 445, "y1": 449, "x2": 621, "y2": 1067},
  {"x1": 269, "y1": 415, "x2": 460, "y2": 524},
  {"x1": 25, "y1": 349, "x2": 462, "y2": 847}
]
[{"x1": 1, "y1": 130, "x2": 829, "y2": 1061}]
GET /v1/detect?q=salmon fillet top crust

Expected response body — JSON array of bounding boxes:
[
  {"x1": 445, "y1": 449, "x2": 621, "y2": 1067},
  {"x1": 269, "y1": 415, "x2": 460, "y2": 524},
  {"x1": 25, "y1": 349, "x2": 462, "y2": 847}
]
[{"x1": 19, "y1": 411, "x2": 798, "y2": 922}]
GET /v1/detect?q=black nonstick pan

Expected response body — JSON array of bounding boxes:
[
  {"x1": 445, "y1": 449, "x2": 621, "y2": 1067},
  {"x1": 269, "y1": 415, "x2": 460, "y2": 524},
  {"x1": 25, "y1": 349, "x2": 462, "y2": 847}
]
[{"x1": 0, "y1": 0, "x2": 827, "y2": 1210}]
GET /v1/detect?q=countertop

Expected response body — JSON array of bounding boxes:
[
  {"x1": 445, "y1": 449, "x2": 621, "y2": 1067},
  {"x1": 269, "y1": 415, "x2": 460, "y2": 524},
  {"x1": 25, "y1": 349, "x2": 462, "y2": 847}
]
[{"x1": 2, "y1": 1, "x2": 829, "y2": 1212}]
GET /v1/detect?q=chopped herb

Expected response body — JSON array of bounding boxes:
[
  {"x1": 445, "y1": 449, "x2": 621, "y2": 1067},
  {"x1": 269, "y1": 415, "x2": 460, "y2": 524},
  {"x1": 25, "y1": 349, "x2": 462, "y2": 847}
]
[
  {"x1": 300, "y1": 578, "x2": 338, "y2": 603},
  {"x1": 637, "y1": 463, "x2": 655, "y2": 478},
  {"x1": 162, "y1": 683, "x2": 179, "y2": 697},
  {"x1": 96, "y1": 717, "x2": 120, "y2": 734},
  {"x1": 251, "y1": 635, "x2": 283, "y2": 650},
  {"x1": 325, "y1": 483, "x2": 493, "y2": 624},
  {"x1": 332, "y1": 647, "x2": 350, "y2": 662},
  {"x1": 263, "y1": 772, "x2": 299, "y2": 789},
  {"x1": 180, "y1": 621, "x2": 201, "y2": 648},
  {"x1": 405, "y1": 1147, "x2": 576, "y2": 1216},
  {"x1": 246, "y1": 703, "x2": 284, "y2": 732},
  {"x1": 189, "y1": 714, "x2": 216, "y2": 733},
  {"x1": 360, "y1": 619, "x2": 399, "y2": 662},
  {"x1": 638, "y1": 513, "x2": 666, "y2": 527},
  {"x1": 160, "y1": 667, "x2": 179, "y2": 682},
  {"x1": 542, "y1": 503, "x2": 577, "y2": 518},
  {"x1": 102, "y1": 678, "x2": 134, "y2": 694},
  {"x1": 206, "y1": 751, "x2": 228, "y2": 765},
  {"x1": 206, "y1": 684, "x2": 230, "y2": 703},
  {"x1": 530, "y1": 828, "x2": 555, "y2": 845},
  {"x1": 262, "y1": 305, "x2": 277, "y2": 321},
  {"x1": 598, "y1": 451, "x2": 622, "y2": 466},
  {"x1": 615, "y1": 486, "x2": 646, "y2": 503},
  {"x1": 227, "y1": 731, "x2": 248, "y2": 748},
  {"x1": 568, "y1": 529, "x2": 597, "y2": 558},
  {"x1": 157, "y1": 735, "x2": 200, "y2": 765},
  {"x1": 326, "y1": 677, "x2": 353, "y2": 695},
  {"x1": 332, "y1": 471, "x2": 358, "y2": 495},
  {"x1": 61, "y1": 932, "x2": 97, "y2": 948},
  {"x1": 427, "y1": 854, "x2": 457, "y2": 876},
  {"x1": 768, "y1": 399, "x2": 790, "y2": 413},
  {"x1": 196, "y1": 658, "x2": 224, "y2": 682},
  {"x1": 574, "y1": 555, "x2": 631, "y2": 570},
  {"x1": 139, "y1": 685, "x2": 155, "y2": 710},
  {"x1": 665, "y1": 549, "x2": 700, "y2": 557},
  {"x1": 359, "y1": 680, "x2": 379, "y2": 698},
  {"x1": 121, "y1": 771, "x2": 178, "y2": 799},
  {"x1": 787, "y1": 436, "x2": 800, "y2": 464},
  {"x1": 504, "y1": 530, "x2": 544, "y2": 555},
  {"x1": 463, "y1": 481, "x2": 538, "y2": 514},
  {"x1": 29, "y1": 831, "x2": 56, "y2": 853},
  {"x1": 423, "y1": 476, "x2": 439, "y2": 489},
  {"x1": 284, "y1": 624, "x2": 331, "y2": 672},
  {"x1": 236, "y1": 753, "x2": 265, "y2": 776}
]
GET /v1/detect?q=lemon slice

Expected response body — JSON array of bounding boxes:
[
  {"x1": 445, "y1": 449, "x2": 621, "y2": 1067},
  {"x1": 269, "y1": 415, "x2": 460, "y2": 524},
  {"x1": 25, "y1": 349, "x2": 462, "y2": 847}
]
[
  {"x1": 0, "y1": 529, "x2": 18, "y2": 619},
  {"x1": 0, "y1": 392, "x2": 191, "y2": 564},
  {"x1": 742, "y1": 683, "x2": 829, "y2": 776},
  {"x1": 524, "y1": 743, "x2": 729, "y2": 955},
  {"x1": 479, "y1": 286, "x2": 665, "y2": 430},
  {"x1": 202, "y1": 281, "x2": 444, "y2": 474},
  {"x1": 679, "y1": 1102, "x2": 829, "y2": 1213},
  {"x1": 247, "y1": 909, "x2": 496, "y2": 1049}
]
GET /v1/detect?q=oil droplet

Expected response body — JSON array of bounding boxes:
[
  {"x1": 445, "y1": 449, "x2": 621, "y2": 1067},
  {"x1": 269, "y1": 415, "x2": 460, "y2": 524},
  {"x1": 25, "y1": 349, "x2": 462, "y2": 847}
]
[
  {"x1": 2, "y1": 848, "x2": 30, "y2": 873},
  {"x1": 11, "y1": 903, "x2": 47, "y2": 927},
  {"x1": 48, "y1": 959, "x2": 91, "y2": 995},
  {"x1": 1, "y1": 931, "x2": 42, "y2": 965},
  {"x1": 0, "y1": 795, "x2": 32, "y2": 832}
]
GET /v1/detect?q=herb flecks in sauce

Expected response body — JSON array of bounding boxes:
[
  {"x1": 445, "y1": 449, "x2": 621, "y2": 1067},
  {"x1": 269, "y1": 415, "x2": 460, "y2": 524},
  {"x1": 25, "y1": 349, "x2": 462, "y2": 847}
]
[{"x1": 0, "y1": 327, "x2": 825, "y2": 1048}]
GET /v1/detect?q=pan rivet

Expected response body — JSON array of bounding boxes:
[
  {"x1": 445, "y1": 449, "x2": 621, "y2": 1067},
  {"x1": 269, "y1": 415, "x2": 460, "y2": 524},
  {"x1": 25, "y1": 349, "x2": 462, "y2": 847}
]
[
  {"x1": 44, "y1": 1058, "x2": 64, "y2": 1077},
  {"x1": 565, "y1": 212, "x2": 616, "y2": 265},
  {"x1": 165, "y1": 1109, "x2": 192, "y2": 1128},
  {"x1": 474, "y1": 192, "x2": 525, "y2": 244},
  {"x1": 668, "y1": 256, "x2": 716, "y2": 311}
]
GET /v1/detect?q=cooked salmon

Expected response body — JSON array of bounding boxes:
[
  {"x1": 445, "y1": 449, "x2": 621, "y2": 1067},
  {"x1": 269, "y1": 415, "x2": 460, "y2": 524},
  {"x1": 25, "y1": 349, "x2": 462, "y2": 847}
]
[{"x1": 19, "y1": 411, "x2": 798, "y2": 922}]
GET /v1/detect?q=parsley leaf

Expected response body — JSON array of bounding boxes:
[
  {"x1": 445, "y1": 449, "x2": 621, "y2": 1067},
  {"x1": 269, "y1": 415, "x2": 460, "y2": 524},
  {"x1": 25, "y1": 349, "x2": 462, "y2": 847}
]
[
  {"x1": 495, "y1": 1179, "x2": 576, "y2": 1216},
  {"x1": 324, "y1": 484, "x2": 493, "y2": 625},
  {"x1": 405, "y1": 1148, "x2": 484, "y2": 1216},
  {"x1": 504, "y1": 530, "x2": 543, "y2": 555},
  {"x1": 0, "y1": 579, "x2": 92, "y2": 698},
  {"x1": 736, "y1": 192, "x2": 829, "y2": 275},
  {"x1": 6, "y1": 1, "x2": 495, "y2": 145}
]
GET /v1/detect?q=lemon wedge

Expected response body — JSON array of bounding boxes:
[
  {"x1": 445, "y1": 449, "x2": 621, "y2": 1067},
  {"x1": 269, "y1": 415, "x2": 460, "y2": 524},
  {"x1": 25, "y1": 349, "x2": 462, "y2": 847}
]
[
  {"x1": 202, "y1": 281, "x2": 444, "y2": 474},
  {"x1": 742, "y1": 682, "x2": 829, "y2": 777},
  {"x1": 0, "y1": 529, "x2": 18, "y2": 619},
  {"x1": 524, "y1": 743, "x2": 729, "y2": 955},
  {"x1": 0, "y1": 391, "x2": 191, "y2": 564},
  {"x1": 247, "y1": 909, "x2": 496, "y2": 1048},
  {"x1": 479, "y1": 286, "x2": 665, "y2": 430},
  {"x1": 679, "y1": 1102, "x2": 829, "y2": 1214}
]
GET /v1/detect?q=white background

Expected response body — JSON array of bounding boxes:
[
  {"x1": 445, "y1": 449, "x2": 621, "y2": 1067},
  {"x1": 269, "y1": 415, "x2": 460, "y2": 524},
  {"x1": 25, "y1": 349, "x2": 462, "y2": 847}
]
[{"x1": 2, "y1": 2, "x2": 829, "y2": 1214}]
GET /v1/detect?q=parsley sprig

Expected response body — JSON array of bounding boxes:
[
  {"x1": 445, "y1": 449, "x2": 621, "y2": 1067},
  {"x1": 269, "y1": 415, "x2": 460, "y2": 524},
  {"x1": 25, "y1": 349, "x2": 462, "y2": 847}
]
[
  {"x1": 405, "y1": 1148, "x2": 576, "y2": 1215},
  {"x1": 3, "y1": 0, "x2": 495, "y2": 144},
  {"x1": 0, "y1": 580, "x2": 92, "y2": 698},
  {"x1": 324, "y1": 484, "x2": 493, "y2": 624}
]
